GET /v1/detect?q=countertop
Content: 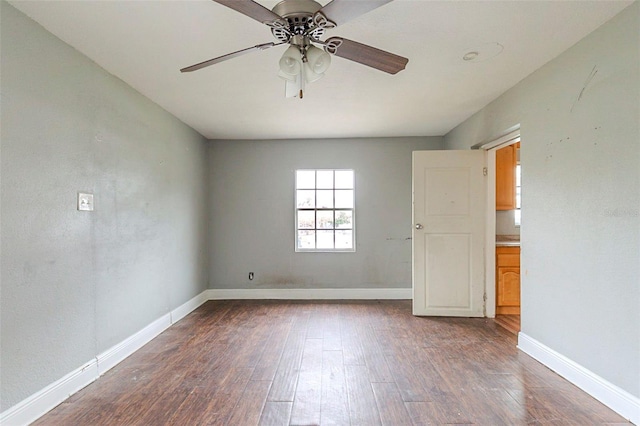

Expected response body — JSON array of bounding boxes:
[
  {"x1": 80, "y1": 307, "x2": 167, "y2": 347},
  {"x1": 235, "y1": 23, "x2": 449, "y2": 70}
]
[{"x1": 496, "y1": 235, "x2": 520, "y2": 247}]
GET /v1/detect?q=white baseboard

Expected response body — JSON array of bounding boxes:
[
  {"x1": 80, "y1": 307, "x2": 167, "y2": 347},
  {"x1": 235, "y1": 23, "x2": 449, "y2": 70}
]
[
  {"x1": 518, "y1": 332, "x2": 640, "y2": 425},
  {"x1": 171, "y1": 291, "x2": 209, "y2": 323},
  {"x1": 206, "y1": 287, "x2": 412, "y2": 300},
  {"x1": 0, "y1": 360, "x2": 98, "y2": 426},
  {"x1": 0, "y1": 290, "x2": 209, "y2": 426},
  {"x1": 96, "y1": 313, "x2": 172, "y2": 376}
]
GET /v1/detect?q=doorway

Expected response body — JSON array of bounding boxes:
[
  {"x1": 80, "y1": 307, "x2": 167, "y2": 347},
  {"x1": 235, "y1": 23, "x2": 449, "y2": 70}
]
[{"x1": 481, "y1": 131, "x2": 521, "y2": 334}]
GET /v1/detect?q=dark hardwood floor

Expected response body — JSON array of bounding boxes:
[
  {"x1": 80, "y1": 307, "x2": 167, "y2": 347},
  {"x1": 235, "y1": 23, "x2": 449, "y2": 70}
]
[{"x1": 34, "y1": 300, "x2": 630, "y2": 425}]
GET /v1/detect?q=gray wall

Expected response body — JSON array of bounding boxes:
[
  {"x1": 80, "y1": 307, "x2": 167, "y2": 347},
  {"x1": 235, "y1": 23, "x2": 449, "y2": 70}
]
[
  {"x1": 445, "y1": 3, "x2": 639, "y2": 398},
  {"x1": 208, "y1": 137, "x2": 443, "y2": 290},
  {"x1": 1, "y1": 1, "x2": 209, "y2": 410}
]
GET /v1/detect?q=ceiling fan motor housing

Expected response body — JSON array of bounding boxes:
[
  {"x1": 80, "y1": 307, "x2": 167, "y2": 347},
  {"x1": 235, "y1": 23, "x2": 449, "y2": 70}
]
[
  {"x1": 181, "y1": 0, "x2": 408, "y2": 78},
  {"x1": 271, "y1": 0, "x2": 325, "y2": 43}
]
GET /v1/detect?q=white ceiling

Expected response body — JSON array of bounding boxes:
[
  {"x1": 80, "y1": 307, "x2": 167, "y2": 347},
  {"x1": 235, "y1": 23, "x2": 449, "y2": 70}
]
[{"x1": 9, "y1": 0, "x2": 632, "y2": 140}]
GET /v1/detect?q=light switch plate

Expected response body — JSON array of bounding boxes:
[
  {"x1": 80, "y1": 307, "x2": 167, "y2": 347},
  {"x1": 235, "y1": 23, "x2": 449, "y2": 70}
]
[{"x1": 78, "y1": 193, "x2": 94, "y2": 211}]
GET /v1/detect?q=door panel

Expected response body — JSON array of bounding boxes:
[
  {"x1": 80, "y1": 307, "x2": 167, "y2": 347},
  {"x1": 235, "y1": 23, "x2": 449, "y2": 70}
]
[
  {"x1": 425, "y1": 168, "x2": 470, "y2": 216},
  {"x1": 425, "y1": 234, "x2": 471, "y2": 308},
  {"x1": 412, "y1": 150, "x2": 486, "y2": 317}
]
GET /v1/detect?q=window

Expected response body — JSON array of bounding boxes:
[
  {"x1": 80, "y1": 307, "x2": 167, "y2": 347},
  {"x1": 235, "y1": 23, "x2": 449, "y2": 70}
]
[{"x1": 295, "y1": 169, "x2": 355, "y2": 252}]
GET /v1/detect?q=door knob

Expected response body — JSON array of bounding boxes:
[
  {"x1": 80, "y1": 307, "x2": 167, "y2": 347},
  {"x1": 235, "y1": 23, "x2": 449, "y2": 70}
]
[{"x1": 415, "y1": 223, "x2": 424, "y2": 230}]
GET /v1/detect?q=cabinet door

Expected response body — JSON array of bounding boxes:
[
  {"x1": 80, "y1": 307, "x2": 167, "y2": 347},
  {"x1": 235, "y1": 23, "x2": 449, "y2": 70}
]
[
  {"x1": 496, "y1": 266, "x2": 520, "y2": 314},
  {"x1": 496, "y1": 145, "x2": 516, "y2": 210},
  {"x1": 496, "y1": 246, "x2": 520, "y2": 315}
]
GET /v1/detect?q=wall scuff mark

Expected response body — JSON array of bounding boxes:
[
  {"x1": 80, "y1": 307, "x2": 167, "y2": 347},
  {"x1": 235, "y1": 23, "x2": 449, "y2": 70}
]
[{"x1": 570, "y1": 65, "x2": 598, "y2": 112}]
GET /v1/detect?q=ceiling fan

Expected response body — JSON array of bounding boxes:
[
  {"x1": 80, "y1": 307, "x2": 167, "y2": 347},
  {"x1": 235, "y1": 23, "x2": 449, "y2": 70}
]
[{"x1": 180, "y1": 0, "x2": 409, "y2": 98}]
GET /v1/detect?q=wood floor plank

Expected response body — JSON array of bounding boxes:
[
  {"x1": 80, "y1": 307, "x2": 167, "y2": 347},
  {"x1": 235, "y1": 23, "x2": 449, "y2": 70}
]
[
  {"x1": 168, "y1": 367, "x2": 254, "y2": 425},
  {"x1": 458, "y1": 388, "x2": 537, "y2": 425},
  {"x1": 259, "y1": 401, "x2": 293, "y2": 426},
  {"x1": 322, "y1": 304, "x2": 342, "y2": 351},
  {"x1": 345, "y1": 364, "x2": 382, "y2": 425},
  {"x1": 371, "y1": 382, "x2": 414, "y2": 426},
  {"x1": 267, "y1": 328, "x2": 307, "y2": 402},
  {"x1": 226, "y1": 380, "x2": 272, "y2": 425},
  {"x1": 405, "y1": 401, "x2": 449, "y2": 425},
  {"x1": 305, "y1": 304, "x2": 324, "y2": 339},
  {"x1": 359, "y1": 325, "x2": 394, "y2": 383},
  {"x1": 320, "y1": 350, "x2": 350, "y2": 425},
  {"x1": 290, "y1": 338, "x2": 323, "y2": 425},
  {"x1": 385, "y1": 354, "x2": 430, "y2": 402},
  {"x1": 251, "y1": 322, "x2": 292, "y2": 381},
  {"x1": 340, "y1": 318, "x2": 366, "y2": 366},
  {"x1": 130, "y1": 388, "x2": 194, "y2": 426},
  {"x1": 33, "y1": 300, "x2": 632, "y2": 426},
  {"x1": 231, "y1": 320, "x2": 274, "y2": 369},
  {"x1": 494, "y1": 314, "x2": 521, "y2": 334}
]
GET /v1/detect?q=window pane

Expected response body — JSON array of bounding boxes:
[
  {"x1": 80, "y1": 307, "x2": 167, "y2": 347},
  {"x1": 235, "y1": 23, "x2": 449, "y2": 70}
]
[
  {"x1": 335, "y1": 210, "x2": 352, "y2": 229},
  {"x1": 316, "y1": 170, "x2": 333, "y2": 189},
  {"x1": 316, "y1": 211, "x2": 334, "y2": 229},
  {"x1": 296, "y1": 170, "x2": 315, "y2": 189},
  {"x1": 295, "y1": 169, "x2": 354, "y2": 252},
  {"x1": 297, "y1": 190, "x2": 315, "y2": 208},
  {"x1": 297, "y1": 210, "x2": 315, "y2": 229},
  {"x1": 336, "y1": 230, "x2": 353, "y2": 249},
  {"x1": 317, "y1": 230, "x2": 334, "y2": 249},
  {"x1": 335, "y1": 170, "x2": 354, "y2": 189},
  {"x1": 335, "y1": 190, "x2": 353, "y2": 208},
  {"x1": 316, "y1": 190, "x2": 333, "y2": 208},
  {"x1": 298, "y1": 230, "x2": 315, "y2": 249}
]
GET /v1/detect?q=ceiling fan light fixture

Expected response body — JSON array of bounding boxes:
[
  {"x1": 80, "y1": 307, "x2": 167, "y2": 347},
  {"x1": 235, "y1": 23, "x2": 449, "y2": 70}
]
[
  {"x1": 303, "y1": 63, "x2": 324, "y2": 83},
  {"x1": 306, "y1": 45, "x2": 331, "y2": 74},
  {"x1": 279, "y1": 42, "x2": 330, "y2": 98},
  {"x1": 278, "y1": 69, "x2": 298, "y2": 82},
  {"x1": 279, "y1": 45, "x2": 303, "y2": 76}
]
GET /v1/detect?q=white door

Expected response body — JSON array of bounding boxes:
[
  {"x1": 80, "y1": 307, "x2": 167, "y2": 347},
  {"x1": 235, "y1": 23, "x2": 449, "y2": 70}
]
[{"x1": 412, "y1": 150, "x2": 486, "y2": 316}]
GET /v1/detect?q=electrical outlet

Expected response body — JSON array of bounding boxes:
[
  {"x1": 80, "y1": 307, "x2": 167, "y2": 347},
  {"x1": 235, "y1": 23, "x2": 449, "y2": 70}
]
[
  {"x1": 249, "y1": 272, "x2": 254, "y2": 281},
  {"x1": 78, "y1": 193, "x2": 94, "y2": 211}
]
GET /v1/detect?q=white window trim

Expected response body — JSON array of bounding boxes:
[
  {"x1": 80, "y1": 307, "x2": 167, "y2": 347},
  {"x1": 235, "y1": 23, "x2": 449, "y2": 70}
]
[{"x1": 295, "y1": 169, "x2": 356, "y2": 253}]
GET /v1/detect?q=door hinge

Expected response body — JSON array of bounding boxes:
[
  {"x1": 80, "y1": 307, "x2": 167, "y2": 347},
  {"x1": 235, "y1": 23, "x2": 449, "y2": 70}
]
[
  {"x1": 483, "y1": 167, "x2": 488, "y2": 176},
  {"x1": 483, "y1": 292, "x2": 487, "y2": 301}
]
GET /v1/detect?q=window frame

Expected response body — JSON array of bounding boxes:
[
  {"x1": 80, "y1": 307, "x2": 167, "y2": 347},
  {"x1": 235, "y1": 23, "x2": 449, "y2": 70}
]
[{"x1": 294, "y1": 169, "x2": 356, "y2": 253}]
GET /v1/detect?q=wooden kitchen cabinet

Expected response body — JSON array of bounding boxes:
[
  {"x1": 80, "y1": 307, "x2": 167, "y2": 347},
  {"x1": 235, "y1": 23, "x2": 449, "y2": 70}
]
[
  {"x1": 496, "y1": 246, "x2": 520, "y2": 315},
  {"x1": 496, "y1": 144, "x2": 516, "y2": 210}
]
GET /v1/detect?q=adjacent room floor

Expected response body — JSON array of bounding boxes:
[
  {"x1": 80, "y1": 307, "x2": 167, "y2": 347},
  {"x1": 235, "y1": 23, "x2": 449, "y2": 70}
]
[
  {"x1": 34, "y1": 300, "x2": 630, "y2": 425},
  {"x1": 494, "y1": 314, "x2": 521, "y2": 335}
]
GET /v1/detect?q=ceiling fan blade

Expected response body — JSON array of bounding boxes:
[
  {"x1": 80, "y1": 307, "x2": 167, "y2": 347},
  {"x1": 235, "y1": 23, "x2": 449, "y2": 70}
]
[
  {"x1": 181, "y1": 42, "x2": 280, "y2": 73},
  {"x1": 325, "y1": 37, "x2": 408, "y2": 75},
  {"x1": 213, "y1": 0, "x2": 282, "y2": 25},
  {"x1": 318, "y1": 0, "x2": 393, "y2": 26}
]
